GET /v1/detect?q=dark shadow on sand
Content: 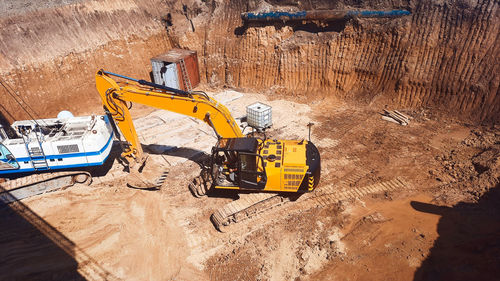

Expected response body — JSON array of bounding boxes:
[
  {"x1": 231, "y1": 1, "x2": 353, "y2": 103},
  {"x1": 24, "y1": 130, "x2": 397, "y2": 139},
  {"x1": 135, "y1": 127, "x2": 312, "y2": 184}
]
[
  {"x1": 412, "y1": 184, "x2": 500, "y2": 281},
  {"x1": 0, "y1": 187, "x2": 116, "y2": 280}
]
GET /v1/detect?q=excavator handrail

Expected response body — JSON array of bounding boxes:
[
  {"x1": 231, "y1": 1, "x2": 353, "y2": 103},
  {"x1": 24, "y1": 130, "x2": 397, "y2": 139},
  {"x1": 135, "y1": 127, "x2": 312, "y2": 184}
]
[{"x1": 95, "y1": 70, "x2": 244, "y2": 163}]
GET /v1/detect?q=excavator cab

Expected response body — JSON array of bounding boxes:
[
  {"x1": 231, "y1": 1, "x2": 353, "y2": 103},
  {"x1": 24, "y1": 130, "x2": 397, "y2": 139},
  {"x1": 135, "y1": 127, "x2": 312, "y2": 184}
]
[{"x1": 211, "y1": 138, "x2": 267, "y2": 189}]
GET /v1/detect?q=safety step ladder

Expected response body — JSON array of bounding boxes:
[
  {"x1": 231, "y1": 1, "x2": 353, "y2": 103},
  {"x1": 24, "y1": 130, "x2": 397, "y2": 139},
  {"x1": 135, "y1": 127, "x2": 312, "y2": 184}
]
[
  {"x1": 29, "y1": 147, "x2": 44, "y2": 157},
  {"x1": 179, "y1": 58, "x2": 193, "y2": 93},
  {"x1": 29, "y1": 147, "x2": 49, "y2": 170},
  {"x1": 21, "y1": 128, "x2": 50, "y2": 171}
]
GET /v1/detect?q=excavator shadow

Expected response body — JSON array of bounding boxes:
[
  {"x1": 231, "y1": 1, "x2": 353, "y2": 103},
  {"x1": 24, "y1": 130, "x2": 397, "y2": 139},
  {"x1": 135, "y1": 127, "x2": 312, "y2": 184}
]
[
  {"x1": 143, "y1": 144, "x2": 239, "y2": 199},
  {"x1": 205, "y1": 188, "x2": 240, "y2": 200},
  {"x1": 142, "y1": 144, "x2": 221, "y2": 195},
  {"x1": 143, "y1": 144, "x2": 208, "y2": 163},
  {"x1": 207, "y1": 189, "x2": 305, "y2": 201},
  {"x1": 142, "y1": 144, "x2": 308, "y2": 201}
]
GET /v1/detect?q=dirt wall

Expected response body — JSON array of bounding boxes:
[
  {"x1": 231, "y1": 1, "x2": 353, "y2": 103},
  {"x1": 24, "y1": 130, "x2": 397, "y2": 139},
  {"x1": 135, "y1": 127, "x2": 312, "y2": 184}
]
[
  {"x1": 172, "y1": 0, "x2": 499, "y2": 123},
  {"x1": 0, "y1": 0, "x2": 498, "y2": 123},
  {"x1": 0, "y1": 0, "x2": 172, "y2": 120}
]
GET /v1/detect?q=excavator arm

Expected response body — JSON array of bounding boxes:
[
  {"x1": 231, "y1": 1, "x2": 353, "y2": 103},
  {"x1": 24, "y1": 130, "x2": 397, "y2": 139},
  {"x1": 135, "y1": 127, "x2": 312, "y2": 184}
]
[{"x1": 95, "y1": 70, "x2": 243, "y2": 163}]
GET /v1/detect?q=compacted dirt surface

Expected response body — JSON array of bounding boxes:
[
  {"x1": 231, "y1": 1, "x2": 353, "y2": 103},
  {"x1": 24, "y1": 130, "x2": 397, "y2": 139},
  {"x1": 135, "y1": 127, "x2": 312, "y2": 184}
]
[{"x1": 1, "y1": 91, "x2": 498, "y2": 280}]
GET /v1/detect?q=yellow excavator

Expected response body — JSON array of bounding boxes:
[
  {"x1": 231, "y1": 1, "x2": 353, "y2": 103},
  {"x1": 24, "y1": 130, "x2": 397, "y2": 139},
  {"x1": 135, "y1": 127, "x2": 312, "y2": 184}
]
[{"x1": 95, "y1": 70, "x2": 321, "y2": 230}]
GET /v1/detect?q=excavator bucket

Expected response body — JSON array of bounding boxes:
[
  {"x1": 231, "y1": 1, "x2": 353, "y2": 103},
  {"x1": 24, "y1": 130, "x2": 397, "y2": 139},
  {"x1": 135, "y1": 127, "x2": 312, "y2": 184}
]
[
  {"x1": 188, "y1": 168, "x2": 212, "y2": 197},
  {"x1": 125, "y1": 154, "x2": 168, "y2": 190},
  {"x1": 126, "y1": 170, "x2": 160, "y2": 190}
]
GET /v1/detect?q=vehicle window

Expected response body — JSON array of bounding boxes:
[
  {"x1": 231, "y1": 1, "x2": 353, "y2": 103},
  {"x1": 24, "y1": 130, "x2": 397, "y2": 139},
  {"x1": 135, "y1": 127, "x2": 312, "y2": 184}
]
[
  {"x1": 0, "y1": 144, "x2": 19, "y2": 169},
  {"x1": 0, "y1": 128, "x2": 6, "y2": 142},
  {"x1": 240, "y1": 154, "x2": 256, "y2": 172},
  {"x1": 0, "y1": 145, "x2": 9, "y2": 160}
]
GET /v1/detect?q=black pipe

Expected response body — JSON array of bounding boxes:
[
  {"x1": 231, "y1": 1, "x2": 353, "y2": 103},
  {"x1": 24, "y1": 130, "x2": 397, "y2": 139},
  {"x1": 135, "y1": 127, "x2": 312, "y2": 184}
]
[
  {"x1": 100, "y1": 70, "x2": 191, "y2": 96},
  {"x1": 137, "y1": 79, "x2": 190, "y2": 96}
]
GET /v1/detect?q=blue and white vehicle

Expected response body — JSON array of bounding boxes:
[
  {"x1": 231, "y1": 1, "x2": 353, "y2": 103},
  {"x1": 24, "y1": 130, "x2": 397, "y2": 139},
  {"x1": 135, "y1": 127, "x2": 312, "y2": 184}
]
[{"x1": 0, "y1": 114, "x2": 114, "y2": 203}]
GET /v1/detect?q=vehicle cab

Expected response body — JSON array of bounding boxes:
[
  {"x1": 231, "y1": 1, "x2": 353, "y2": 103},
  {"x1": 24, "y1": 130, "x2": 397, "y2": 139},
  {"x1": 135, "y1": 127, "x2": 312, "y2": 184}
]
[
  {"x1": 0, "y1": 128, "x2": 20, "y2": 171},
  {"x1": 211, "y1": 138, "x2": 267, "y2": 190}
]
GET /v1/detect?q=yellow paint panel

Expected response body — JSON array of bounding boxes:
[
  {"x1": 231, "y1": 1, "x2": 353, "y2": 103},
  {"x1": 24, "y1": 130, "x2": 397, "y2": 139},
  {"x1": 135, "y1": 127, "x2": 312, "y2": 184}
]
[
  {"x1": 214, "y1": 185, "x2": 239, "y2": 190},
  {"x1": 283, "y1": 141, "x2": 306, "y2": 166}
]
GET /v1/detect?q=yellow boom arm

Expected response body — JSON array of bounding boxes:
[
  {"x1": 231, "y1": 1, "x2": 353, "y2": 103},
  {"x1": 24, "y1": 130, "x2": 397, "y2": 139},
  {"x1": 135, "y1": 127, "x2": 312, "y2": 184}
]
[{"x1": 95, "y1": 70, "x2": 243, "y2": 163}]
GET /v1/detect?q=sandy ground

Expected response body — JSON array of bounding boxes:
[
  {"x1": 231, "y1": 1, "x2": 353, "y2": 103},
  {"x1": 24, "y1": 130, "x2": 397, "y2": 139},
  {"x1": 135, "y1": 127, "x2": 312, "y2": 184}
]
[{"x1": 1, "y1": 90, "x2": 498, "y2": 280}]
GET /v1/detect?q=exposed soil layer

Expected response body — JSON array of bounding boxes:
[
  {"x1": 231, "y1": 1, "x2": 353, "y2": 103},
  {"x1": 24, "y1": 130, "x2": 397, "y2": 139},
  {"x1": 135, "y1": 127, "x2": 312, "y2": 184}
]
[
  {"x1": 0, "y1": 0, "x2": 173, "y2": 120},
  {"x1": 0, "y1": 0, "x2": 499, "y2": 122}
]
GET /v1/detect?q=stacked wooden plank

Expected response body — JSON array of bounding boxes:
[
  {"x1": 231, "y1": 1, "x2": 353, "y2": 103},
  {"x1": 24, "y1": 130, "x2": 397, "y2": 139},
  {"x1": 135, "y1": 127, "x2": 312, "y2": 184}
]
[{"x1": 381, "y1": 109, "x2": 410, "y2": 126}]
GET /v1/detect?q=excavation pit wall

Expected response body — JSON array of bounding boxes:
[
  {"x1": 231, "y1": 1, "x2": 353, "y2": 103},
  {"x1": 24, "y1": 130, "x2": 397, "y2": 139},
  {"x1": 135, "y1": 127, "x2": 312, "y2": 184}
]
[{"x1": 0, "y1": 0, "x2": 498, "y2": 124}]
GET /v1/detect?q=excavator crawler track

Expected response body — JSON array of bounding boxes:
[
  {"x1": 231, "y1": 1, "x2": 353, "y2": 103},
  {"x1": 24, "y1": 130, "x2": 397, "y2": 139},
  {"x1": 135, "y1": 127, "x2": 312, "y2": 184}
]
[
  {"x1": 211, "y1": 193, "x2": 293, "y2": 232},
  {"x1": 211, "y1": 177, "x2": 410, "y2": 233},
  {"x1": 210, "y1": 169, "x2": 368, "y2": 232},
  {"x1": 0, "y1": 171, "x2": 92, "y2": 204}
]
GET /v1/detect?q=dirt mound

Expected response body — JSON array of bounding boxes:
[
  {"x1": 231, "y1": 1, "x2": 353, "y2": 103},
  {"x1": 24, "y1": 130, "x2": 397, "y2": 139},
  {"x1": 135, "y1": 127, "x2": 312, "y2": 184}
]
[{"x1": 432, "y1": 128, "x2": 500, "y2": 203}]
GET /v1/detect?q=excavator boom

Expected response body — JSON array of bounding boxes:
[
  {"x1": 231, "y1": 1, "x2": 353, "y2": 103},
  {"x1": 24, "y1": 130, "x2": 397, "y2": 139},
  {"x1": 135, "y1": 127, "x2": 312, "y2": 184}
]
[{"x1": 95, "y1": 70, "x2": 243, "y2": 162}]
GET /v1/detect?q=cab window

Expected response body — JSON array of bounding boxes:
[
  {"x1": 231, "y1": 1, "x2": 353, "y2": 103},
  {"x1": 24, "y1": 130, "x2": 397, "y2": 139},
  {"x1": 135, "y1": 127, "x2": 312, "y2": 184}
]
[
  {"x1": 0, "y1": 144, "x2": 19, "y2": 169},
  {"x1": 240, "y1": 153, "x2": 257, "y2": 172},
  {"x1": 238, "y1": 152, "x2": 266, "y2": 189}
]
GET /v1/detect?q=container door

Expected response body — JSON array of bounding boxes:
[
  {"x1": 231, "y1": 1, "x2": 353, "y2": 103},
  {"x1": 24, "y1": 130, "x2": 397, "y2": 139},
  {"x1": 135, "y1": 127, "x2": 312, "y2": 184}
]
[
  {"x1": 151, "y1": 61, "x2": 164, "y2": 85},
  {"x1": 162, "y1": 63, "x2": 180, "y2": 89}
]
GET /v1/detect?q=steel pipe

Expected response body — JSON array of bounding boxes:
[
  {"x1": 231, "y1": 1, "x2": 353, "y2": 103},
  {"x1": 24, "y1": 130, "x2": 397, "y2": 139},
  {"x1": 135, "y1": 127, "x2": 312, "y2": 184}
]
[{"x1": 241, "y1": 9, "x2": 411, "y2": 22}]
